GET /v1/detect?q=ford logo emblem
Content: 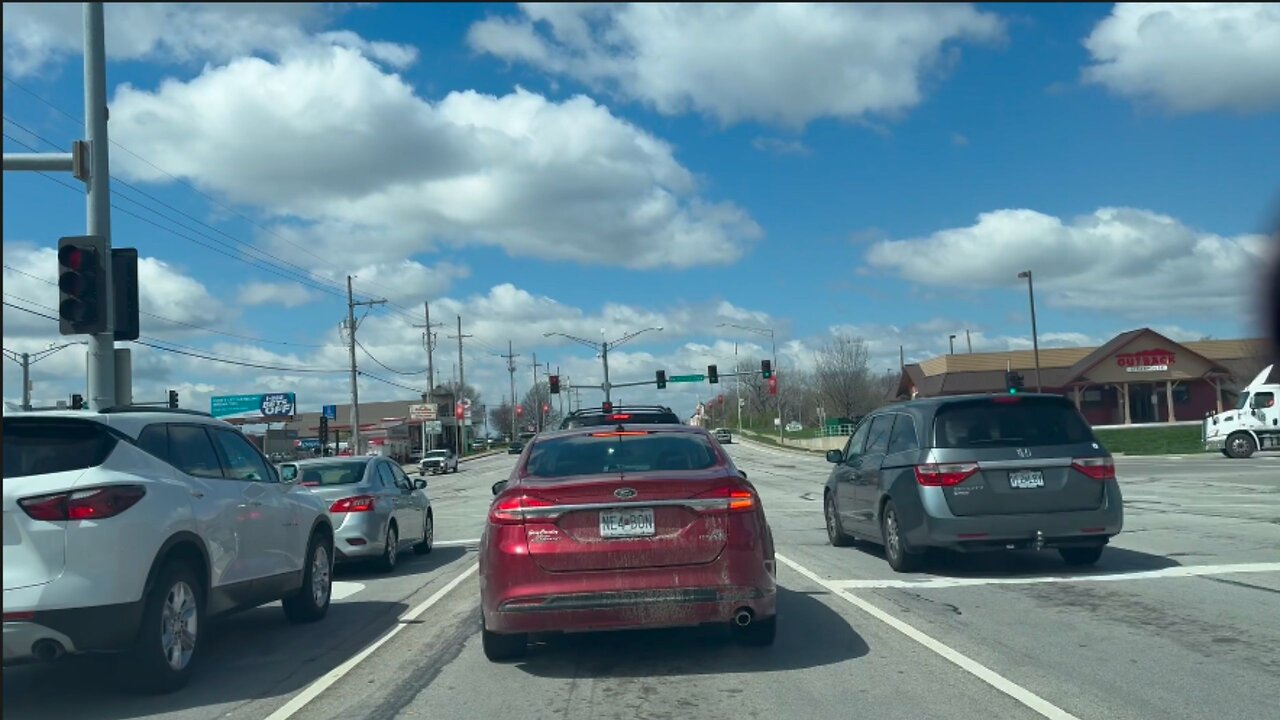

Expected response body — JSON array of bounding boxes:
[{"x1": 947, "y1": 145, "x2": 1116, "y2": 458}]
[{"x1": 614, "y1": 488, "x2": 637, "y2": 499}]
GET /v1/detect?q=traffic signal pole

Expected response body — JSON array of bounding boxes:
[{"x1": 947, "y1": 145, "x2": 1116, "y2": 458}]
[{"x1": 83, "y1": 3, "x2": 116, "y2": 411}]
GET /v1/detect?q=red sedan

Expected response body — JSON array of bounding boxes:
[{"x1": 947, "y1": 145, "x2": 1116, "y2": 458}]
[{"x1": 479, "y1": 423, "x2": 777, "y2": 660}]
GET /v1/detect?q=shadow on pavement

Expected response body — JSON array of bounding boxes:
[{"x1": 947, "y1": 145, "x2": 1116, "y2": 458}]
[
  {"x1": 849, "y1": 540, "x2": 1180, "y2": 578},
  {"x1": 336, "y1": 545, "x2": 470, "y2": 580},
  {"x1": 1, "y1": 596, "x2": 409, "y2": 720},
  {"x1": 512, "y1": 586, "x2": 868, "y2": 679}
]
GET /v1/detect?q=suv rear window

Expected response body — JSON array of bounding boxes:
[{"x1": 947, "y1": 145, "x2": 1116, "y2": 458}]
[
  {"x1": 2, "y1": 418, "x2": 119, "y2": 479},
  {"x1": 933, "y1": 397, "x2": 1094, "y2": 448},
  {"x1": 560, "y1": 410, "x2": 681, "y2": 429},
  {"x1": 525, "y1": 432, "x2": 720, "y2": 478}
]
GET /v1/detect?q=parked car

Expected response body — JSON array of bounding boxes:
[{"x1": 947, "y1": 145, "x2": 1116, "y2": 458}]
[
  {"x1": 295, "y1": 457, "x2": 433, "y2": 571},
  {"x1": 507, "y1": 441, "x2": 524, "y2": 455},
  {"x1": 480, "y1": 423, "x2": 776, "y2": 661},
  {"x1": 822, "y1": 393, "x2": 1123, "y2": 572},
  {"x1": 3, "y1": 408, "x2": 334, "y2": 693},
  {"x1": 419, "y1": 449, "x2": 458, "y2": 475},
  {"x1": 713, "y1": 428, "x2": 733, "y2": 443}
]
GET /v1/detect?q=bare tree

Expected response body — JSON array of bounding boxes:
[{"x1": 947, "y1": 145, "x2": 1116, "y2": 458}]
[
  {"x1": 522, "y1": 381, "x2": 562, "y2": 430},
  {"x1": 815, "y1": 334, "x2": 881, "y2": 419},
  {"x1": 489, "y1": 402, "x2": 514, "y2": 438}
]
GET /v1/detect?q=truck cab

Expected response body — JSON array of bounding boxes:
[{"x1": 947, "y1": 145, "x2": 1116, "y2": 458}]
[{"x1": 1204, "y1": 364, "x2": 1279, "y2": 458}]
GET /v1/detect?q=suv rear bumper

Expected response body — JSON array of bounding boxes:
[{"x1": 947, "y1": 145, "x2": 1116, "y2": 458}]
[
  {"x1": 909, "y1": 484, "x2": 1124, "y2": 550},
  {"x1": 2, "y1": 601, "x2": 144, "y2": 663}
]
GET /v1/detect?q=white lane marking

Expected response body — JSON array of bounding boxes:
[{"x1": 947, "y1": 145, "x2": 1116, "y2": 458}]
[
  {"x1": 330, "y1": 581, "x2": 365, "y2": 601},
  {"x1": 777, "y1": 553, "x2": 1081, "y2": 720},
  {"x1": 266, "y1": 562, "x2": 479, "y2": 720},
  {"x1": 827, "y1": 562, "x2": 1280, "y2": 590},
  {"x1": 434, "y1": 538, "x2": 480, "y2": 547}
]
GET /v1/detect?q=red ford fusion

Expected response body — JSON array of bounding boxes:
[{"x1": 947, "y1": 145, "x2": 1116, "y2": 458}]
[{"x1": 479, "y1": 423, "x2": 777, "y2": 661}]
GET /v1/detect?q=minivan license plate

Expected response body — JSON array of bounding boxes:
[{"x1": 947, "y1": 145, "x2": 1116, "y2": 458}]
[
  {"x1": 1009, "y1": 470, "x2": 1045, "y2": 489},
  {"x1": 600, "y1": 508, "x2": 655, "y2": 538}
]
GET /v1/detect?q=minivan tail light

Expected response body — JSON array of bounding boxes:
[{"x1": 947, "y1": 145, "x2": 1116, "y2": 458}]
[
  {"x1": 694, "y1": 485, "x2": 756, "y2": 512},
  {"x1": 329, "y1": 495, "x2": 376, "y2": 513},
  {"x1": 914, "y1": 463, "x2": 979, "y2": 487},
  {"x1": 488, "y1": 494, "x2": 555, "y2": 524},
  {"x1": 1072, "y1": 457, "x2": 1115, "y2": 481},
  {"x1": 18, "y1": 485, "x2": 146, "y2": 522}
]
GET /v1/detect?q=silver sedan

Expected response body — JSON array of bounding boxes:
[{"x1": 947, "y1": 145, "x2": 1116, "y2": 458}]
[{"x1": 281, "y1": 457, "x2": 433, "y2": 572}]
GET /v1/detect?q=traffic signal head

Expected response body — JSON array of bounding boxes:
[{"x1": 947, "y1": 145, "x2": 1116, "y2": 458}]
[
  {"x1": 656, "y1": 369, "x2": 667, "y2": 389},
  {"x1": 57, "y1": 235, "x2": 108, "y2": 336},
  {"x1": 602, "y1": 401, "x2": 613, "y2": 414},
  {"x1": 761, "y1": 359, "x2": 772, "y2": 379},
  {"x1": 768, "y1": 375, "x2": 778, "y2": 396},
  {"x1": 168, "y1": 389, "x2": 179, "y2": 409},
  {"x1": 549, "y1": 375, "x2": 560, "y2": 394},
  {"x1": 516, "y1": 404, "x2": 524, "y2": 416},
  {"x1": 543, "y1": 402, "x2": 550, "y2": 414},
  {"x1": 1004, "y1": 370, "x2": 1024, "y2": 394},
  {"x1": 707, "y1": 364, "x2": 719, "y2": 384},
  {"x1": 70, "y1": 393, "x2": 84, "y2": 410}
]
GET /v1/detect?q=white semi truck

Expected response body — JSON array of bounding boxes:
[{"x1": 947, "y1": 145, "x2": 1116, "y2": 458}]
[{"x1": 1203, "y1": 364, "x2": 1279, "y2": 458}]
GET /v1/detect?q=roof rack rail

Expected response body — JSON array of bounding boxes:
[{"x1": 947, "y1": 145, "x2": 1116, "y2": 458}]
[{"x1": 98, "y1": 406, "x2": 216, "y2": 418}]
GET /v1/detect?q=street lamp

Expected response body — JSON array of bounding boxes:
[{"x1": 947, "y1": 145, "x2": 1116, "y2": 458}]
[
  {"x1": 2, "y1": 342, "x2": 87, "y2": 410},
  {"x1": 718, "y1": 322, "x2": 783, "y2": 446},
  {"x1": 1017, "y1": 270, "x2": 1043, "y2": 392},
  {"x1": 542, "y1": 326, "x2": 664, "y2": 402},
  {"x1": 949, "y1": 334, "x2": 957, "y2": 355}
]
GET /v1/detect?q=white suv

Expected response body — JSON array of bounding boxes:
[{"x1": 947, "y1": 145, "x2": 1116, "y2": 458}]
[{"x1": 2, "y1": 408, "x2": 335, "y2": 693}]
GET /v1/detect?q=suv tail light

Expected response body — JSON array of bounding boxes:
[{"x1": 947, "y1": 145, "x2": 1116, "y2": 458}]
[
  {"x1": 488, "y1": 494, "x2": 555, "y2": 525},
  {"x1": 19, "y1": 485, "x2": 147, "y2": 521},
  {"x1": 694, "y1": 484, "x2": 757, "y2": 513},
  {"x1": 1072, "y1": 457, "x2": 1115, "y2": 480},
  {"x1": 329, "y1": 495, "x2": 376, "y2": 513},
  {"x1": 915, "y1": 463, "x2": 979, "y2": 487}
]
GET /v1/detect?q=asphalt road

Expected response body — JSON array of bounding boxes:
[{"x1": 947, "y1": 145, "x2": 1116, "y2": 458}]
[{"x1": 3, "y1": 444, "x2": 1277, "y2": 720}]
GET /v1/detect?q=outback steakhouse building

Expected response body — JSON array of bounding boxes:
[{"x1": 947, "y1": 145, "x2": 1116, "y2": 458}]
[{"x1": 892, "y1": 328, "x2": 1270, "y2": 426}]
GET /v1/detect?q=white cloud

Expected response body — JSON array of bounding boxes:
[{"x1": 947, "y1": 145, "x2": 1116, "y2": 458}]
[
  {"x1": 751, "y1": 137, "x2": 811, "y2": 157},
  {"x1": 468, "y1": 3, "x2": 1004, "y2": 127},
  {"x1": 1, "y1": 3, "x2": 416, "y2": 78},
  {"x1": 238, "y1": 281, "x2": 321, "y2": 309},
  {"x1": 863, "y1": 207, "x2": 1269, "y2": 318},
  {"x1": 109, "y1": 47, "x2": 759, "y2": 270},
  {"x1": 1082, "y1": 3, "x2": 1280, "y2": 113}
]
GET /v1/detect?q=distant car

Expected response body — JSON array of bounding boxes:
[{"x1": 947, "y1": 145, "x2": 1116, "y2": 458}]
[
  {"x1": 559, "y1": 405, "x2": 682, "y2": 429},
  {"x1": 3, "y1": 408, "x2": 334, "y2": 693},
  {"x1": 507, "y1": 441, "x2": 524, "y2": 455},
  {"x1": 296, "y1": 457, "x2": 433, "y2": 571},
  {"x1": 419, "y1": 449, "x2": 458, "y2": 475},
  {"x1": 480, "y1": 423, "x2": 776, "y2": 661},
  {"x1": 713, "y1": 428, "x2": 733, "y2": 443},
  {"x1": 785, "y1": 421, "x2": 803, "y2": 432},
  {"x1": 822, "y1": 393, "x2": 1123, "y2": 572}
]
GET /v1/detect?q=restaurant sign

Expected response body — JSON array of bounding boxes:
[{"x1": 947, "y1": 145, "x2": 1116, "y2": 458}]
[{"x1": 1116, "y1": 349, "x2": 1176, "y2": 373}]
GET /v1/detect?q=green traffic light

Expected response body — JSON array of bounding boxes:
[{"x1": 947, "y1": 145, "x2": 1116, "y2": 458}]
[{"x1": 1009, "y1": 388, "x2": 1018, "y2": 394}]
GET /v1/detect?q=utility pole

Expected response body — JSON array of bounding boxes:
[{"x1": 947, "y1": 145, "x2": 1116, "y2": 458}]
[
  {"x1": 966, "y1": 329, "x2": 973, "y2": 354},
  {"x1": 502, "y1": 341, "x2": 520, "y2": 440},
  {"x1": 530, "y1": 352, "x2": 541, "y2": 432},
  {"x1": 448, "y1": 316, "x2": 472, "y2": 457},
  {"x1": 557, "y1": 365, "x2": 564, "y2": 417},
  {"x1": 414, "y1": 301, "x2": 443, "y2": 452},
  {"x1": 346, "y1": 275, "x2": 385, "y2": 456}
]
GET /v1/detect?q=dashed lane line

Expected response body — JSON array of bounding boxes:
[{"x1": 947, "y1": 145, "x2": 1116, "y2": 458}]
[{"x1": 777, "y1": 553, "x2": 1082, "y2": 720}]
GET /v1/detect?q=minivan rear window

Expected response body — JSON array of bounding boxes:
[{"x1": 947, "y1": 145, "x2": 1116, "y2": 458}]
[
  {"x1": 560, "y1": 411, "x2": 681, "y2": 429},
  {"x1": 525, "y1": 433, "x2": 720, "y2": 478},
  {"x1": 933, "y1": 397, "x2": 1094, "y2": 448},
  {"x1": 2, "y1": 418, "x2": 119, "y2": 479}
]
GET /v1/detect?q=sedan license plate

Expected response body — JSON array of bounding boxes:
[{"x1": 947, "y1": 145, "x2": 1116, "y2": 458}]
[
  {"x1": 600, "y1": 508, "x2": 655, "y2": 538},
  {"x1": 1009, "y1": 470, "x2": 1045, "y2": 489}
]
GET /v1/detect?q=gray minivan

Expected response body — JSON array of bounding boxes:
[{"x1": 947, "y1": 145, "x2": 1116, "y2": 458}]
[{"x1": 823, "y1": 393, "x2": 1123, "y2": 572}]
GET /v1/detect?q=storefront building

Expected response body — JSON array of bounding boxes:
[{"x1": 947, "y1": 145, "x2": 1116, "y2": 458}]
[{"x1": 892, "y1": 328, "x2": 1270, "y2": 426}]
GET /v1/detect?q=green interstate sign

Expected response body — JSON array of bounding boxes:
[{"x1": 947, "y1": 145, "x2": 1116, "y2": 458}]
[{"x1": 669, "y1": 374, "x2": 705, "y2": 383}]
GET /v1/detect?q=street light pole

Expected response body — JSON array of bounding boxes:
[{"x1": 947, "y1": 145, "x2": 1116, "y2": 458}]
[
  {"x1": 718, "y1": 323, "x2": 782, "y2": 445},
  {"x1": 949, "y1": 334, "x2": 957, "y2": 355},
  {"x1": 1018, "y1": 270, "x2": 1043, "y2": 392},
  {"x1": 543, "y1": 327, "x2": 664, "y2": 403}
]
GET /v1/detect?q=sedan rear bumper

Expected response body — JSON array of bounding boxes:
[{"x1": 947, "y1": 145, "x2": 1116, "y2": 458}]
[{"x1": 488, "y1": 587, "x2": 775, "y2": 634}]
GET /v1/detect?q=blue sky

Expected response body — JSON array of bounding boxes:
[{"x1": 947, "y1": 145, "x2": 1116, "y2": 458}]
[{"x1": 3, "y1": 3, "x2": 1277, "y2": 416}]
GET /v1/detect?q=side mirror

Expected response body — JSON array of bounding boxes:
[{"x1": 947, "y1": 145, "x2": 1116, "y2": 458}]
[
  {"x1": 739, "y1": 471, "x2": 748, "y2": 481},
  {"x1": 826, "y1": 449, "x2": 844, "y2": 464},
  {"x1": 491, "y1": 480, "x2": 508, "y2": 496},
  {"x1": 414, "y1": 479, "x2": 428, "y2": 490},
  {"x1": 279, "y1": 466, "x2": 299, "y2": 483}
]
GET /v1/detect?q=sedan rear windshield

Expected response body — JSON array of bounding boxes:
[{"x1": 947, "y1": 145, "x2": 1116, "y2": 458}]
[
  {"x1": 3, "y1": 418, "x2": 119, "y2": 479},
  {"x1": 525, "y1": 433, "x2": 720, "y2": 478},
  {"x1": 933, "y1": 397, "x2": 1094, "y2": 449},
  {"x1": 296, "y1": 461, "x2": 368, "y2": 486}
]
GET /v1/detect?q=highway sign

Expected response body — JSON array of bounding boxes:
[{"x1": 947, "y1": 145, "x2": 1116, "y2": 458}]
[{"x1": 669, "y1": 374, "x2": 705, "y2": 383}]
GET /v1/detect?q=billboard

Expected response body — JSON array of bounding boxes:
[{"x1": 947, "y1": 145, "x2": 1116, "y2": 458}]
[{"x1": 211, "y1": 393, "x2": 297, "y2": 421}]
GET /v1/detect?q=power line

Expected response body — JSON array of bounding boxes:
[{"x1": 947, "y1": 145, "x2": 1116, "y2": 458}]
[
  {"x1": 354, "y1": 337, "x2": 427, "y2": 376},
  {"x1": 358, "y1": 370, "x2": 427, "y2": 395}
]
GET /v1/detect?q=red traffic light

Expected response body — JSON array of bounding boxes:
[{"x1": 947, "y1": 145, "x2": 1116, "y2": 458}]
[
  {"x1": 542, "y1": 403, "x2": 550, "y2": 414},
  {"x1": 58, "y1": 245, "x2": 87, "y2": 270},
  {"x1": 602, "y1": 401, "x2": 613, "y2": 414},
  {"x1": 548, "y1": 375, "x2": 560, "y2": 394},
  {"x1": 516, "y1": 405, "x2": 524, "y2": 416},
  {"x1": 768, "y1": 376, "x2": 778, "y2": 396}
]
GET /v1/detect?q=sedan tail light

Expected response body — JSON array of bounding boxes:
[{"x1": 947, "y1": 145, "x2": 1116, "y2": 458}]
[
  {"x1": 1072, "y1": 457, "x2": 1116, "y2": 480},
  {"x1": 329, "y1": 495, "x2": 376, "y2": 513},
  {"x1": 488, "y1": 494, "x2": 555, "y2": 525},
  {"x1": 914, "y1": 463, "x2": 979, "y2": 487},
  {"x1": 19, "y1": 485, "x2": 147, "y2": 522},
  {"x1": 694, "y1": 484, "x2": 757, "y2": 512}
]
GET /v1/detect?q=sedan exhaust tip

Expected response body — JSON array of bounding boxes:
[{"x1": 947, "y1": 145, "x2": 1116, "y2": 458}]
[
  {"x1": 32, "y1": 639, "x2": 66, "y2": 662},
  {"x1": 733, "y1": 609, "x2": 753, "y2": 627}
]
